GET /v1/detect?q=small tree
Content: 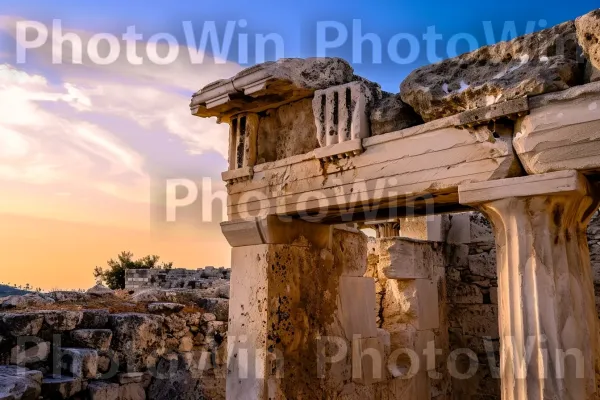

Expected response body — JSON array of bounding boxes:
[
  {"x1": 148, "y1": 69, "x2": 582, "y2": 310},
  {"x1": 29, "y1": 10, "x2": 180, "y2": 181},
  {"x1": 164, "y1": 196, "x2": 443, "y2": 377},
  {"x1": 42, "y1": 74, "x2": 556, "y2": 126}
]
[{"x1": 93, "y1": 251, "x2": 173, "y2": 290}]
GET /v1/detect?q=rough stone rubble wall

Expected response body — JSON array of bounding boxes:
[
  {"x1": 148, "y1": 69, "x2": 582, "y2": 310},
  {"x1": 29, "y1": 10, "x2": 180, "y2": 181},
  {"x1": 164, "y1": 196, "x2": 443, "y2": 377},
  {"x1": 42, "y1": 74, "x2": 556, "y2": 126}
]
[
  {"x1": 125, "y1": 267, "x2": 230, "y2": 290},
  {"x1": 0, "y1": 291, "x2": 230, "y2": 400}
]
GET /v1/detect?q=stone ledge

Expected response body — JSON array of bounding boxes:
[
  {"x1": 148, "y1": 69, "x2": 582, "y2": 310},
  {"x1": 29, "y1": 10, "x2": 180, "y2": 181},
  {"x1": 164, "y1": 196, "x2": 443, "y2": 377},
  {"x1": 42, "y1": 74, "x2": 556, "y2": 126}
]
[{"x1": 458, "y1": 170, "x2": 588, "y2": 205}]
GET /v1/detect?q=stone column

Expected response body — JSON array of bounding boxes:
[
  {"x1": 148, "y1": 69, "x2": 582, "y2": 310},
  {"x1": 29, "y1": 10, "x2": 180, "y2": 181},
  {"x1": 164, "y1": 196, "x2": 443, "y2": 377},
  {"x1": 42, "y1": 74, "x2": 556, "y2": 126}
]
[
  {"x1": 459, "y1": 170, "x2": 600, "y2": 400},
  {"x1": 221, "y1": 216, "x2": 382, "y2": 400}
]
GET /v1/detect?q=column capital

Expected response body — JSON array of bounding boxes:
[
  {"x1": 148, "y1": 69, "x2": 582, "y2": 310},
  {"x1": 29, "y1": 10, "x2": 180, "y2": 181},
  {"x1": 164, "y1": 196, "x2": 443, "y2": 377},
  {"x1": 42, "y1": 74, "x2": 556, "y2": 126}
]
[
  {"x1": 458, "y1": 170, "x2": 592, "y2": 206},
  {"x1": 220, "y1": 215, "x2": 332, "y2": 248}
]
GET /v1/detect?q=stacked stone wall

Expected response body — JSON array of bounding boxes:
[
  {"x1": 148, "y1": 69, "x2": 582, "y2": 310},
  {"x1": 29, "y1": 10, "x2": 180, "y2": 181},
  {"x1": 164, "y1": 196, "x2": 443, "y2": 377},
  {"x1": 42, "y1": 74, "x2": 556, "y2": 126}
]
[
  {"x1": 0, "y1": 289, "x2": 230, "y2": 399},
  {"x1": 125, "y1": 267, "x2": 230, "y2": 291}
]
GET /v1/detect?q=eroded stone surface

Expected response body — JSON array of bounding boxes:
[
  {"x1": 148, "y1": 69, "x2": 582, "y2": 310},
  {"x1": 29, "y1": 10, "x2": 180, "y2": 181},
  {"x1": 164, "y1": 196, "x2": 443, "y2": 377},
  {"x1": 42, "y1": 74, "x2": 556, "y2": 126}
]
[
  {"x1": 10, "y1": 341, "x2": 50, "y2": 366},
  {"x1": 108, "y1": 313, "x2": 164, "y2": 372},
  {"x1": 401, "y1": 21, "x2": 580, "y2": 121},
  {"x1": 256, "y1": 98, "x2": 318, "y2": 162},
  {"x1": 577, "y1": 9, "x2": 600, "y2": 73},
  {"x1": 60, "y1": 348, "x2": 98, "y2": 379},
  {"x1": 41, "y1": 376, "x2": 84, "y2": 399},
  {"x1": 40, "y1": 311, "x2": 83, "y2": 332},
  {"x1": 1, "y1": 313, "x2": 44, "y2": 337},
  {"x1": 191, "y1": 58, "x2": 355, "y2": 120},
  {"x1": 70, "y1": 329, "x2": 113, "y2": 351},
  {"x1": 1, "y1": 294, "x2": 54, "y2": 310},
  {"x1": 0, "y1": 366, "x2": 42, "y2": 400},
  {"x1": 369, "y1": 93, "x2": 422, "y2": 136}
]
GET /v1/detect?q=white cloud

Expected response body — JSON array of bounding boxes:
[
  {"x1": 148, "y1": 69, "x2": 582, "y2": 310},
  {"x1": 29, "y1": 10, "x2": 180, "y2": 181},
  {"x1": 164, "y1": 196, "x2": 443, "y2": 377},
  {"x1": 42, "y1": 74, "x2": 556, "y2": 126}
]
[{"x1": 0, "y1": 16, "x2": 243, "y2": 209}]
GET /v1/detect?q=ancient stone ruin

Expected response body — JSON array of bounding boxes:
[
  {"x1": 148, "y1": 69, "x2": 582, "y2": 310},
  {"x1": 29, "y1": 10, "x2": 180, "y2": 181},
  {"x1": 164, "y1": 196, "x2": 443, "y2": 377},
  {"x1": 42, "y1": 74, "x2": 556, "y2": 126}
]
[
  {"x1": 190, "y1": 8, "x2": 600, "y2": 400},
  {"x1": 2, "y1": 8, "x2": 600, "y2": 400}
]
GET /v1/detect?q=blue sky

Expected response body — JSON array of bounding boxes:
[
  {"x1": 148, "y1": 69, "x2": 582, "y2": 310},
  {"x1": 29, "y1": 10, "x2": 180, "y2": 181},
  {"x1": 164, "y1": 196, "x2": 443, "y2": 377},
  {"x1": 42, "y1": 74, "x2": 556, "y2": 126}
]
[
  {"x1": 0, "y1": 0, "x2": 597, "y2": 91},
  {"x1": 0, "y1": 1, "x2": 596, "y2": 288}
]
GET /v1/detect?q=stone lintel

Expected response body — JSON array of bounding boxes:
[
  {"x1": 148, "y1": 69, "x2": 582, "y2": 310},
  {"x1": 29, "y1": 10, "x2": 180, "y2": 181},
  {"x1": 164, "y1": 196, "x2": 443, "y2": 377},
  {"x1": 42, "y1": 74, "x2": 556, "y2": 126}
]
[
  {"x1": 220, "y1": 215, "x2": 332, "y2": 248},
  {"x1": 458, "y1": 170, "x2": 589, "y2": 206},
  {"x1": 221, "y1": 166, "x2": 253, "y2": 185}
]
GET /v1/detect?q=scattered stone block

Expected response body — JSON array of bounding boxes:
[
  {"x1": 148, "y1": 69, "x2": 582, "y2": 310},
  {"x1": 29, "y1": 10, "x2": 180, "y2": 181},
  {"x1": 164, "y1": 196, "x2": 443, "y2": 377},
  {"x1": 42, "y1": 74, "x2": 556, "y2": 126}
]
[
  {"x1": 10, "y1": 341, "x2": 50, "y2": 366},
  {"x1": 70, "y1": 329, "x2": 112, "y2": 351},
  {"x1": 0, "y1": 294, "x2": 55, "y2": 310},
  {"x1": 41, "y1": 376, "x2": 84, "y2": 399},
  {"x1": 48, "y1": 291, "x2": 89, "y2": 302},
  {"x1": 60, "y1": 348, "x2": 98, "y2": 379},
  {"x1": 1, "y1": 313, "x2": 44, "y2": 336},
  {"x1": 196, "y1": 298, "x2": 228, "y2": 322},
  {"x1": 108, "y1": 313, "x2": 164, "y2": 372},
  {"x1": 40, "y1": 311, "x2": 83, "y2": 332},
  {"x1": 86, "y1": 284, "x2": 115, "y2": 296},
  {"x1": 87, "y1": 381, "x2": 120, "y2": 400},
  {"x1": 0, "y1": 366, "x2": 42, "y2": 400},
  {"x1": 79, "y1": 310, "x2": 110, "y2": 329}
]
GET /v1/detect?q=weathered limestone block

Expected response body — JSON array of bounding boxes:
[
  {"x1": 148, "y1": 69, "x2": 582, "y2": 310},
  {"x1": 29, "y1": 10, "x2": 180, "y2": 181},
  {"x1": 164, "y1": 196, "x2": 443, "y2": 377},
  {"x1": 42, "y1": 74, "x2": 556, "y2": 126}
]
[
  {"x1": 48, "y1": 291, "x2": 89, "y2": 302},
  {"x1": 60, "y1": 348, "x2": 98, "y2": 379},
  {"x1": 10, "y1": 341, "x2": 50, "y2": 366},
  {"x1": 0, "y1": 366, "x2": 42, "y2": 400},
  {"x1": 79, "y1": 310, "x2": 109, "y2": 329},
  {"x1": 0, "y1": 294, "x2": 54, "y2": 310},
  {"x1": 339, "y1": 276, "x2": 378, "y2": 339},
  {"x1": 1, "y1": 313, "x2": 44, "y2": 337},
  {"x1": 108, "y1": 313, "x2": 165, "y2": 372},
  {"x1": 313, "y1": 81, "x2": 380, "y2": 147},
  {"x1": 459, "y1": 170, "x2": 600, "y2": 400},
  {"x1": 40, "y1": 310, "x2": 83, "y2": 332},
  {"x1": 381, "y1": 279, "x2": 439, "y2": 331},
  {"x1": 369, "y1": 93, "x2": 422, "y2": 136},
  {"x1": 225, "y1": 217, "x2": 382, "y2": 399},
  {"x1": 514, "y1": 81, "x2": 600, "y2": 174},
  {"x1": 576, "y1": 9, "x2": 600, "y2": 73},
  {"x1": 70, "y1": 329, "x2": 113, "y2": 351},
  {"x1": 400, "y1": 21, "x2": 580, "y2": 121},
  {"x1": 377, "y1": 238, "x2": 444, "y2": 279},
  {"x1": 87, "y1": 381, "x2": 120, "y2": 400},
  {"x1": 332, "y1": 226, "x2": 368, "y2": 277},
  {"x1": 86, "y1": 284, "x2": 114, "y2": 296},
  {"x1": 41, "y1": 377, "x2": 84, "y2": 399},
  {"x1": 191, "y1": 58, "x2": 355, "y2": 120},
  {"x1": 196, "y1": 298, "x2": 228, "y2": 322},
  {"x1": 256, "y1": 98, "x2": 318, "y2": 163}
]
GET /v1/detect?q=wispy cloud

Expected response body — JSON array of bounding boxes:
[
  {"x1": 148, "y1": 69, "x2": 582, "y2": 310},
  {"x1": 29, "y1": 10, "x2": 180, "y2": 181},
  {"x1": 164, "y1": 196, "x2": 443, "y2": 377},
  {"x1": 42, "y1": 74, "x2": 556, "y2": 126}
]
[{"x1": 0, "y1": 16, "x2": 241, "y2": 215}]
